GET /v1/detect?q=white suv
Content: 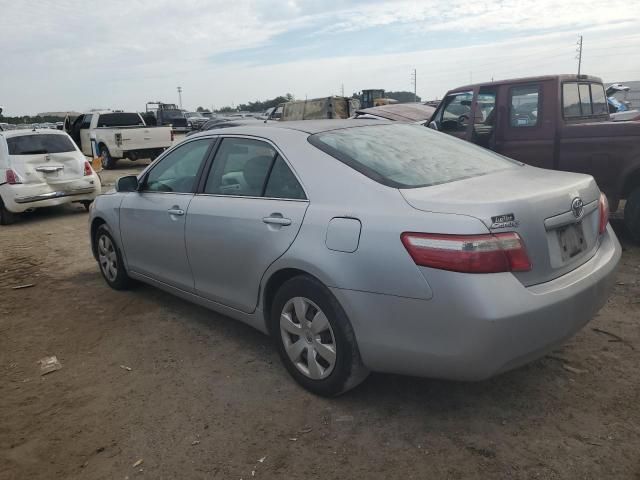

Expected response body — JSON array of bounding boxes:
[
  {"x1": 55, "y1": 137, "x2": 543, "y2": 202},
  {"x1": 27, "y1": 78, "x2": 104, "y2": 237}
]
[{"x1": 0, "y1": 129, "x2": 101, "y2": 225}]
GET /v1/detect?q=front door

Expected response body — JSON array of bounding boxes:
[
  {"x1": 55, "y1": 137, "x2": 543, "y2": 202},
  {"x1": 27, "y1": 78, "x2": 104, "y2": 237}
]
[
  {"x1": 79, "y1": 114, "x2": 93, "y2": 155},
  {"x1": 430, "y1": 91, "x2": 473, "y2": 141},
  {"x1": 119, "y1": 138, "x2": 214, "y2": 291},
  {"x1": 186, "y1": 137, "x2": 308, "y2": 313}
]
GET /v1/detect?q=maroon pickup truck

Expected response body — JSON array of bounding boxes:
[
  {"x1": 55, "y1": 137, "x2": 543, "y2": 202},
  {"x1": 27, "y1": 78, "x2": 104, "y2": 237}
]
[{"x1": 428, "y1": 74, "x2": 640, "y2": 241}]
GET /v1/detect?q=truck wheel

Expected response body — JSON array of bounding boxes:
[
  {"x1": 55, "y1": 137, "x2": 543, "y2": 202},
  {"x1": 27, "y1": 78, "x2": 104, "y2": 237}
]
[
  {"x1": 624, "y1": 187, "x2": 640, "y2": 243},
  {"x1": 0, "y1": 198, "x2": 17, "y2": 225},
  {"x1": 100, "y1": 145, "x2": 117, "y2": 170}
]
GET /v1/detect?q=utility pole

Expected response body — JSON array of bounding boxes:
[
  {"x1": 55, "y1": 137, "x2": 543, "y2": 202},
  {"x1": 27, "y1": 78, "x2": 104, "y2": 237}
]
[
  {"x1": 576, "y1": 35, "x2": 583, "y2": 75},
  {"x1": 341, "y1": 83, "x2": 344, "y2": 97},
  {"x1": 411, "y1": 69, "x2": 417, "y2": 102},
  {"x1": 177, "y1": 86, "x2": 183, "y2": 109}
]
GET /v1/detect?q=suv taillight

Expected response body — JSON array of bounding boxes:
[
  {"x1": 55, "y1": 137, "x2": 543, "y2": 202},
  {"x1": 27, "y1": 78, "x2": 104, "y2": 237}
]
[
  {"x1": 401, "y1": 232, "x2": 531, "y2": 274},
  {"x1": 598, "y1": 193, "x2": 609, "y2": 234},
  {"x1": 83, "y1": 161, "x2": 93, "y2": 176},
  {"x1": 6, "y1": 169, "x2": 21, "y2": 185}
]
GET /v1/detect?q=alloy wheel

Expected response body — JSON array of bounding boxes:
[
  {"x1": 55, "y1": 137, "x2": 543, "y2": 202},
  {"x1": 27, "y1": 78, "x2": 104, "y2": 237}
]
[
  {"x1": 280, "y1": 296, "x2": 337, "y2": 380},
  {"x1": 97, "y1": 234, "x2": 118, "y2": 282}
]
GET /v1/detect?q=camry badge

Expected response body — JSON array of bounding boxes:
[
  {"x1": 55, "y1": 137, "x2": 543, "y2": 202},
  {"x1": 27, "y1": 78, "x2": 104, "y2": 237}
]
[
  {"x1": 571, "y1": 197, "x2": 584, "y2": 218},
  {"x1": 490, "y1": 213, "x2": 520, "y2": 229}
]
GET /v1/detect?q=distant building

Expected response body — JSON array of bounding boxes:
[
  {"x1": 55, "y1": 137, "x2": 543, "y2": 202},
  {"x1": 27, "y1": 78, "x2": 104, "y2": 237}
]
[{"x1": 37, "y1": 111, "x2": 81, "y2": 118}]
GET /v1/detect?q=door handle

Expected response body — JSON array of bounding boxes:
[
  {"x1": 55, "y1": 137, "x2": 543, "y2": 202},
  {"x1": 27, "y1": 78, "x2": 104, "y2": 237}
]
[
  {"x1": 263, "y1": 215, "x2": 292, "y2": 226},
  {"x1": 167, "y1": 207, "x2": 185, "y2": 216}
]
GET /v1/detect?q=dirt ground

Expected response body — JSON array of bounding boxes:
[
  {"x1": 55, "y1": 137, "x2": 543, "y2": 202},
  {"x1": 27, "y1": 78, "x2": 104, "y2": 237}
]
[{"x1": 1, "y1": 158, "x2": 639, "y2": 480}]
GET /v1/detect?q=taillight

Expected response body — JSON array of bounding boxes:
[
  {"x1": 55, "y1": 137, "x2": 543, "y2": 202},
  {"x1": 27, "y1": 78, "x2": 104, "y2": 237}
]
[
  {"x1": 83, "y1": 161, "x2": 93, "y2": 176},
  {"x1": 598, "y1": 193, "x2": 609, "y2": 234},
  {"x1": 401, "y1": 232, "x2": 531, "y2": 274},
  {"x1": 5, "y1": 169, "x2": 21, "y2": 185}
]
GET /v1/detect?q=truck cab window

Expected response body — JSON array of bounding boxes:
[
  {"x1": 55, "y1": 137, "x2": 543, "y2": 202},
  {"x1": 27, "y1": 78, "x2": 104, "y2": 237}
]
[
  {"x1": 563, "y1": 82, "x2": 608, "y2": 118},
  {"x1": 437, "y1": 92, "x2": 472, "y2": 132},
  {"x1": 510, "y1": 86, "x2": 540, "y2": 127},
  {"x1": 80, "y1": 114, "x2": 92, "y2": 129}
]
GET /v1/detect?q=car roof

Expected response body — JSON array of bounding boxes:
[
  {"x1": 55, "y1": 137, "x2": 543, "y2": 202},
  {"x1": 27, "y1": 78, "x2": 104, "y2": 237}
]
[
  {"x1": 187, "y1": 119, "x2": 388, "y2": 139},
  {"x1": 0, "y1": 128, "x2": 71, "y2": 139},
  {"x1": 448, "y1": 74, "x2": 604, "y2": 93}
]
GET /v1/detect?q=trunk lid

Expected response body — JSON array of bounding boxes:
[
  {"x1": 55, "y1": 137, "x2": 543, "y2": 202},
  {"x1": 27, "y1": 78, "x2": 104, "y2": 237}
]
[{"x1": 400, "y1": 166, "x2": 601, "y2": 286}]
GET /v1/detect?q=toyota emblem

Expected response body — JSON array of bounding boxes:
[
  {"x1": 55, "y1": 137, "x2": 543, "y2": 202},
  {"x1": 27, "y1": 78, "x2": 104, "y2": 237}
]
[{"x1": 571, "y1": 197, "x2": 584, "y2": 218}]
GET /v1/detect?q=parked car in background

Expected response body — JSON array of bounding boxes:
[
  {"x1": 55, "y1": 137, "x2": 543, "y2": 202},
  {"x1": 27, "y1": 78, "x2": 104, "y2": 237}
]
[
  {"x1": 185, "y1": 117, "x2": 262, "y2": 136},
  {"x1": 89, "y1": 120, "x2": 619, "y2": 395},
  {"x1": 353, "y1": 102, "x2": 436, "y2": 123},
  {"x1": 278, "y1": 96, "x2": 360, "y2": 121},
  {"x1": 0, "y1": 129, "x2": 100, "y2": 224},
  {"x1": 429, "y1": 74, "x2": 640, "y2": 242},
  {"x1": 607, "y1": 83, "x2": 639, "y2": 122},
  {"x1": 65, "y1": 111, "x2": 172, "y2": 169},
  {"x1": 184, "y1": 112, "x2": 208, "y2": 130}
]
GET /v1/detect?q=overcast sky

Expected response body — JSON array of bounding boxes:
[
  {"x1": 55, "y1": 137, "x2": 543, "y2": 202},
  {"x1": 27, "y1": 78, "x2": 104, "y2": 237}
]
[{"x1": 1, "y1": 0, "x2": 639, "y2": 115}]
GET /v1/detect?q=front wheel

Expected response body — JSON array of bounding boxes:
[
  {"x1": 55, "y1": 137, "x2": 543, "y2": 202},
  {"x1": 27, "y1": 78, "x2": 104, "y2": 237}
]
[
  {"x1": 624, "y1": 187, "x2": 640, "y2": 243},
  {"x1": 95, "y1": 225, "x2": 130, "y2": 290},
  {"x1": 271, "y1": 275, "x2": 369, "y2": 396},
  {"x1": 0, "y1": 198, "x2": 17, "y2": 225},
  {"x1": 100, "y1": 145, "x2": 117, "y2": 170}
]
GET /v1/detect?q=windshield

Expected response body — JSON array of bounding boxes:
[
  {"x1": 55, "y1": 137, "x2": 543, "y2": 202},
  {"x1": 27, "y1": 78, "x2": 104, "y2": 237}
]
[
  {"x1": 7, "y1": 134, "x2": 76, "y2": 155},
  {"x1": 97, "y1": 113, "x2": 144, "y2": 127},
  {"x1": 308, "y1": 124, "x2": 517, "y2": 188}
]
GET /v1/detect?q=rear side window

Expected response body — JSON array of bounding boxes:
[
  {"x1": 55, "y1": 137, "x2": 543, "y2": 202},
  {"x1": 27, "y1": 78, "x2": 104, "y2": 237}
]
[
  {"x1": 97, "y1": 113, "x2": 144, "y2": 127},
  {"x1": 563, "y1": 82, "x2": 608, "y2": 118},
  {"x1": 309, "y1": 124, "x2": 516, "y2": 188},
  {"x1": 510, "y1": 85, "x2": 540, "y2": 127},
  {"x1": 264, "y1": 156, "x2": 306, "y2": 199},
  {"x1": 7, "y1": 134, "x2": 76, "y2": 155}
]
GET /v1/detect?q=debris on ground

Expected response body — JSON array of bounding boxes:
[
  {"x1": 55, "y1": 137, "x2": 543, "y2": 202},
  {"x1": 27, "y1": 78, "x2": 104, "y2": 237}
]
[
  {"x1": 119, "y1": 365, "x2": 133, "y2": 371},
  {"x1": 132, "y1": 459, "x2": 143, "y2": 468},
  {"x1": 258, "y1": 456, "x2": 267, "y2": 463},
  {"x1": 563, "y1": 364, "x2": 588, "y2": 375},
  {"x1": 12, "y1": 284, "x2": 35, "y2": 290},
  {"x1": 298, "y1": 427, "x2": 313, "y2": 434},
  {"x1": 592, "y1": 327, "x2": 635, "y2": 350},
  {"x1": 38, "y1": 356, "x2": 62, "y2": 375},
  {"x1": 191, "y1": 440, "x2": 200, "y2": 446}
]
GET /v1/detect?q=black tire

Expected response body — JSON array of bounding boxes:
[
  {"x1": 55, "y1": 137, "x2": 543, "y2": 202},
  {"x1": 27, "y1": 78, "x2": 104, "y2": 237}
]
[
  {"x1": 95, "y1": 225, "x2": 130, "y2": 290},
  {"x1": 270, "y1": 275, "x2": 369, "y2": 396},
  {"x1": 624, "y1": 187, "x2": 640, "y2": 243},
  {"x1": 81, "y1": 201, "x2": 92, "y2": 212},
  {"x1": 0, "y1": 197, "x2": 17, "y2": 225},
  {"x1": 100, "y1": 145, "x2": 117, "y2": 170}
]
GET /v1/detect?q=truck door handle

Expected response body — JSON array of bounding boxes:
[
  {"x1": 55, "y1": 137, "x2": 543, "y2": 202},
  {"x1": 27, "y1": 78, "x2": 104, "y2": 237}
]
[
  {"x1": 167, "y1": 207, "x2": 185, "y2": 216},
  {"x1": 263, "y1": 214, "x2": 291, "y2": 226}
]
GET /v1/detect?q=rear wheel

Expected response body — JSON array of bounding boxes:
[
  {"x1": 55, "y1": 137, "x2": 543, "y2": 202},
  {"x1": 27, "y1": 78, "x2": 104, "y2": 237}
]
[
  {"x1": 95, "y1": 225, "x2": 130, "y2": 290},
  {"x1": 100, "y1": 145, "x2": 117, "y2": 170},
  {"x1": 0, "y1": 198, "x2": 17, "y2": 225},
  {"x1": 624, "y1": 187, "x2": 640, "y2": 243},
  {"x1": 271, "y1": 275, "x2": 369, "y2": 396}
]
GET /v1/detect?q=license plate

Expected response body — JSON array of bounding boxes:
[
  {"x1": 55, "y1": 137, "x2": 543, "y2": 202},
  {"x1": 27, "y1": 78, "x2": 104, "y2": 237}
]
[{"x1": 557, "y1": 222, "x2": 586, "y2": 262}]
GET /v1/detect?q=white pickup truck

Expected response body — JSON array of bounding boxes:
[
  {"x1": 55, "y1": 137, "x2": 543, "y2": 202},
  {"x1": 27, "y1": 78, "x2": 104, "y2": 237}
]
[{"x1": 65, "y1": 111, "x2": 173, "y2": 169}]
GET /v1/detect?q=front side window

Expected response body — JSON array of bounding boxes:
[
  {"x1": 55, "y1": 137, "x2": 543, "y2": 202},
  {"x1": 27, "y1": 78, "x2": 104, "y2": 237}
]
[
  {"x1": 510, "y1": 85, "x2": 540, "y2": 127},
  {"x1": 437, "y1": 92, "x2": 473, "y2": 132},
  {"x1": 144, "y1": 139, "x2": 213, "y2": 193},
  {"x1": 309, "y1": 124, "x2": 516, "y2": 188},
  {"x1": 204, "y1": 138, "x2": 277, "y2": 197},
  {"x1": 563, "y1": 82, "x2": 608, "y2": 118},
  {"x1": 7, "y1": 134, "x2": 76, "y2": 155}
]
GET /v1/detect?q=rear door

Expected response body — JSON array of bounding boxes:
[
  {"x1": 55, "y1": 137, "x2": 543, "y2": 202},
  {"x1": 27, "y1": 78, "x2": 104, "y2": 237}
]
[
  {"x1": 6, "y1": 132, "x2": 86, "y2": 186},
  {"x1": 493, "y1": 81, "x2": 556, "y2": 169},
  {"x1": 186, "y1": 136, "x2": 308, "y2": 313},
  {"x1": 119, "y1": 138, "x2": 215, "y2": 291}
]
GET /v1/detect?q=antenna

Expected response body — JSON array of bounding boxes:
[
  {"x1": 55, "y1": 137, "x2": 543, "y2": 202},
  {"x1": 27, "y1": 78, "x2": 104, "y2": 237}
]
[
  {"x1": 576, "y1": 35, "x2": 583, "y2": 75},
  {"x1": 411, "y1": 69, "x2": 417, "y2": 102},
  {"x1": 177, "y1": 86, "x2": 183, "y2": 109},
  {"x1": 341, "y1": 83, "x2": 344, "y2": 97}
]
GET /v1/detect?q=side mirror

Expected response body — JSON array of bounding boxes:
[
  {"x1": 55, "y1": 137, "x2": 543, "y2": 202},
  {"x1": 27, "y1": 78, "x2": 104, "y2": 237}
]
[
  {"x1": 116, "y1": 175, "x2": 139, "y2": 192},
  {"x1": 428, "y1": 121, "x2": 439, "y2": 131}
]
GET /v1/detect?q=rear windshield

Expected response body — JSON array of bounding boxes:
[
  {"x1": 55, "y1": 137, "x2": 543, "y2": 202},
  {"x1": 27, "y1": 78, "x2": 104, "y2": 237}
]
[
  {"x1": 7, "y1": 134, "x2": 76, "y2": 155},
  {"x1": 97, "y1": 113, "x2": 144, "y2": 127},
  {"x1": 308, "y1": 124, "x2": 516, "y2": 188}
]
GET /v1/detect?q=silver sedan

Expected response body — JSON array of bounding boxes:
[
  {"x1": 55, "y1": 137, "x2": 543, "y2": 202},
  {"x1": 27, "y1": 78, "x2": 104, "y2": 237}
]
[{"x1": 89, "y1": 120, "x2": 621, "y2": 396}]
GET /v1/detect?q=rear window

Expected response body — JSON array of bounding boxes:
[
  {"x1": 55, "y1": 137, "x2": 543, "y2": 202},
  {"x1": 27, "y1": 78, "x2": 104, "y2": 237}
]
[
  {"x1": 7, "y1": 134, "x2": 76, "y2": 155},
  {"x1": 308, "y1": 124, "x2": 516, "y2": 188},
  {"x1": 97, "y1": 113, "x2": 144, "y2": 127},
  {"x1": 563, "y1": 82, "x2": 608, "y2": 118}
]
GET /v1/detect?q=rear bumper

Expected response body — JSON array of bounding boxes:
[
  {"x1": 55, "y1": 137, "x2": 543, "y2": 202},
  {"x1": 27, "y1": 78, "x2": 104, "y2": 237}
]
[
  {"x1": 1, "y1": 176, "x2": 101, "y2": 213},
  {"x1": 331, "y1": 226, "x2": 621, "y2": 380}
]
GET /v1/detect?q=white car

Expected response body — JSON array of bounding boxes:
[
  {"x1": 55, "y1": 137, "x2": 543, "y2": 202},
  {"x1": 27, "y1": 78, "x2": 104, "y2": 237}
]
[{"x1": 0, "y1": 129, "x2": 101, "y2": 225}]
